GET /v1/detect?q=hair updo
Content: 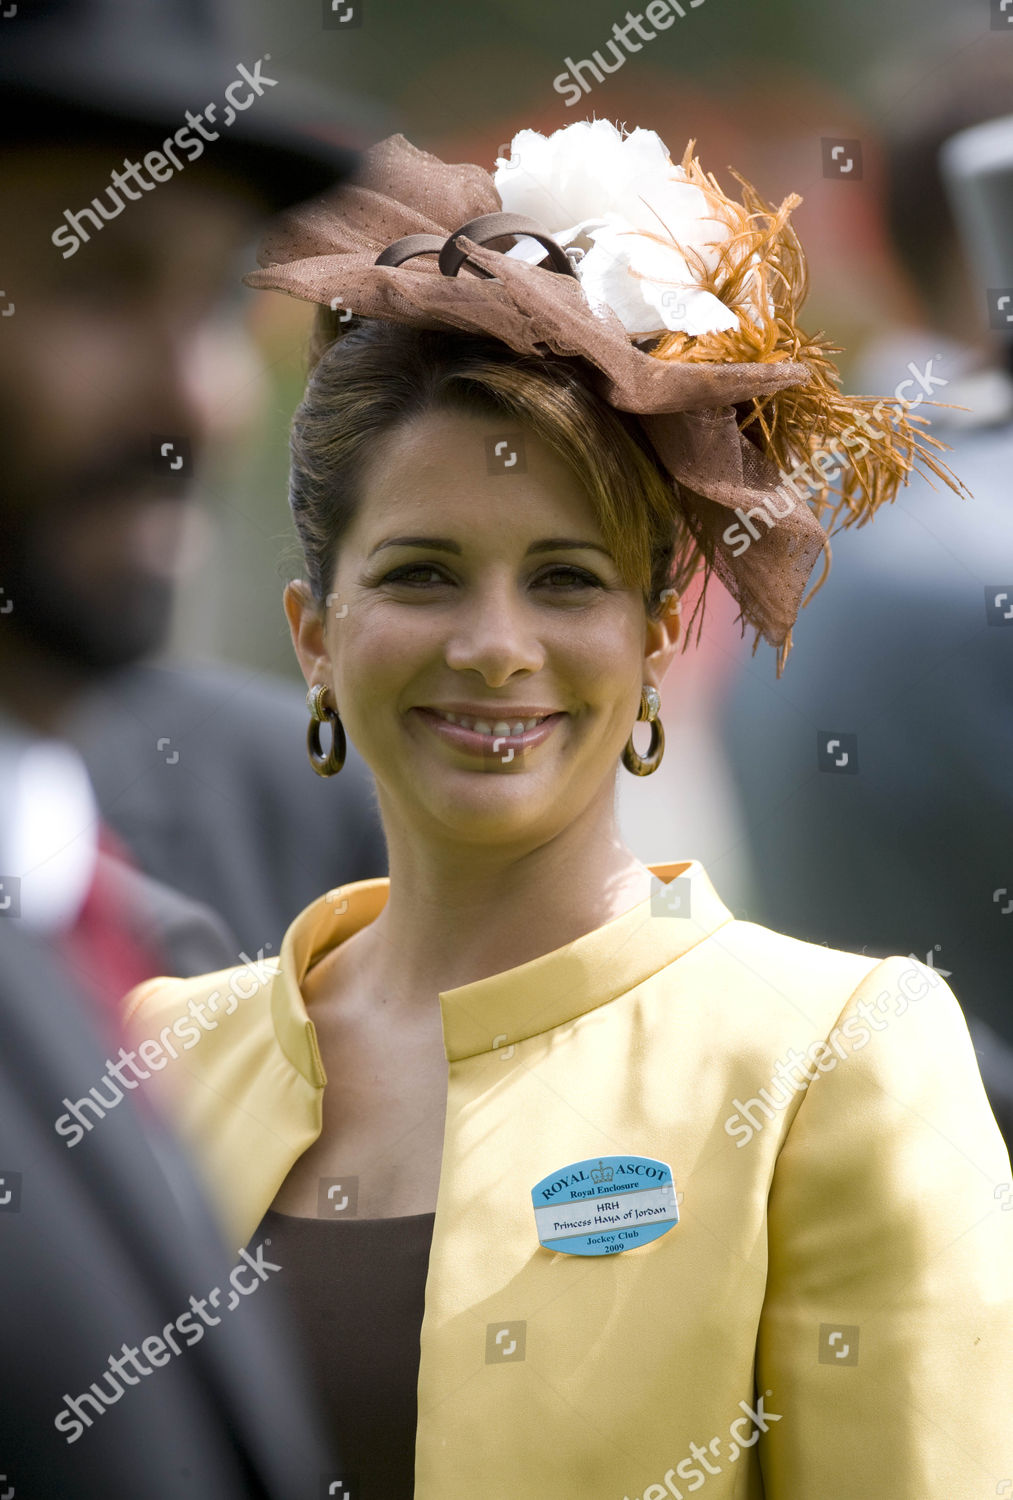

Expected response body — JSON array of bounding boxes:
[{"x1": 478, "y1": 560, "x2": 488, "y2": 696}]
[{"x1": 287, "y1": 307, "x2": 695, "y2": 620}]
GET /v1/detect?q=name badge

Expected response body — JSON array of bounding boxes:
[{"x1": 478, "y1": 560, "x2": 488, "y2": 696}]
[{"x1": 531, "y1": 1154, "x2": 679, "y2": 1256}]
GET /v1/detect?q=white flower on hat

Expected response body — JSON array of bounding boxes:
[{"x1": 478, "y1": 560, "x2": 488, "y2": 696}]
[{"x1": 494, "y1": 119, "x2": 761, "y2": 340}]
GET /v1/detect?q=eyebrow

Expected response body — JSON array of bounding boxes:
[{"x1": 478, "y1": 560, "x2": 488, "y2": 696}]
[{"x1": 367, "y1": 535, "x2": 614, "y2": 559}]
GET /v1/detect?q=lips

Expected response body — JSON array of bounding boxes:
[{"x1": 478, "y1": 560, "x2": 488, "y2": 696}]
[{"x1": 412, "y1": 707, "x2": 564, "y2": 757}]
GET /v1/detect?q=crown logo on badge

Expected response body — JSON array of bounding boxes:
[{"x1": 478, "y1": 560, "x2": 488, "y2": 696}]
[{"x1": 590, "y1": 1159, "x2": 613, "y2": 1184}]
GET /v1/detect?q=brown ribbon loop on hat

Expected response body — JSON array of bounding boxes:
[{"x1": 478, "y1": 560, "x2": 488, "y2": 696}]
[
  {"x1": 374, "y1": 233, "x2": 447, "y2": 268},
  {"x1": 375, "y1": 212, "x2": 578, "y2": 282},
  {"x1": 440, "y1": 213, "x2": 579, "y2": 279}
]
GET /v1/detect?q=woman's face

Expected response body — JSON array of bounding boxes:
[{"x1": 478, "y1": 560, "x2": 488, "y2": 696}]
[{"x1": 285, "y1": 406, "x2": 679, "y2": 848}]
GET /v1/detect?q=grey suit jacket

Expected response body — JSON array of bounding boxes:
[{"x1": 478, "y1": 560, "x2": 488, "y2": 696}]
[
  {"x1": 0, "y1": 918, "x2": 342, "y2": 1498},
  {"x1": 102, "y1": 847, "x2": 240, "y2": 977}
]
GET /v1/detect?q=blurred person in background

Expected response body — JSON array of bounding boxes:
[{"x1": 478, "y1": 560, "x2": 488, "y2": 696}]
[
  {"x1": 720, "y1": 47, "x2": 1013, "y2": 1150},
  {"x1": 0, "y1": 0, "x2": 380, "y2": 1491},
  {"x1": 0, "y1": 7, "x2": 388, "y2": 973}
]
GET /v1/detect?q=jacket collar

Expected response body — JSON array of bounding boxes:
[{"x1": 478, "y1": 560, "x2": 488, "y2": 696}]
[{"x1": 272, "y1": 859, "x2": 734, "y2": 1078}]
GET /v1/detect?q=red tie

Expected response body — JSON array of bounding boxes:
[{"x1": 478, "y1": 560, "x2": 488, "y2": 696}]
[{"x1": 56, "y1": 821, "x2": 169, "y2": 1040}]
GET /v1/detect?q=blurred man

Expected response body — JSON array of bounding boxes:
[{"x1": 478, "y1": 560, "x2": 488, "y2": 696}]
[
  {"x1": 0, "y1": 142, "x2": 258, "y2": 999},
  {"x1": 0, "y1": 0, "x2": 388, "y2": 976},
  {"x1": 0, "y1": 0, "x2": 380, "y2": 1490},
  {"x1": 720, "y1": 51, "x2": 1013, "y2": 1151}
]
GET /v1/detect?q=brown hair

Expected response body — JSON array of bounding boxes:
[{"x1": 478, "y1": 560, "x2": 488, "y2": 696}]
[{"x1": 288, "y1": 309, "x2": 696, "y2": 618}]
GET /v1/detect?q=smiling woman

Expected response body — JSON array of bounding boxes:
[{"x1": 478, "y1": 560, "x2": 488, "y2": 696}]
[{"x1": 123, "y1": 122, "x2": 1012, "y2": 1500}]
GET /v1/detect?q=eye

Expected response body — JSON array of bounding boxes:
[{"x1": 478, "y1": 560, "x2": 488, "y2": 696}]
[
  {"x1": 376, "y1": 563, "x2": 605, "y2": 590},
  {"x1": 537, "y1": 566, "x2": 603, "y2": 589},
  {"x1": 379, "y1": 563, "x2": 448, "y2": 585}
]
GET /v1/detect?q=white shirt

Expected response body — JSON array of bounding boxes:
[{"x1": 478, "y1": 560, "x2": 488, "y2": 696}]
[{"x1": 0, "y1": 704, "x2": 98, "y2": 932}]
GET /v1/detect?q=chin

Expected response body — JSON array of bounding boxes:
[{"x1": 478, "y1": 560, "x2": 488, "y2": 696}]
[{"x1": 403, "y1": 776, "x2": 565, "y2": 840}]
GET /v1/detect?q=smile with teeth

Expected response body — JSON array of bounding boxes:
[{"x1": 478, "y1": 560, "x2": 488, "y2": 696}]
[{"x1": 432, "y1": 711, "x2": 547, "y2": 736}]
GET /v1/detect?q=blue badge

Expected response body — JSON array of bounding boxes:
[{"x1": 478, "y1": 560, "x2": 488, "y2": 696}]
[{"x1": 531, "y1": 1154, "x2": 679, "y2": 1256}]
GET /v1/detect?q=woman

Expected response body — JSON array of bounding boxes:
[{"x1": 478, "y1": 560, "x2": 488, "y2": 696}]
[{"x1": 123, "y1": 122, "x2": 1013, "y2": 1498}]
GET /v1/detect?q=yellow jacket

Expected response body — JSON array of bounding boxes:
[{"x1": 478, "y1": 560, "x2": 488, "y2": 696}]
[{"x1": 123, "y1": 859, "x2": 1013, "y2": 1498}]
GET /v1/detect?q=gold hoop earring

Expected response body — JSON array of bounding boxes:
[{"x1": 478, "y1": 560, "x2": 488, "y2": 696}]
[
  {"x1": 621, "y1": 684, "x2": 664, "y2": 776},
  {"x1": 306, "y1": 683, "x2": 346, "y2": 777}
]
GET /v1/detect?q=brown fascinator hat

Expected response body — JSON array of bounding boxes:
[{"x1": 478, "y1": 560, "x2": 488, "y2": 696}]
[{"x1": 244, "y1": 121, "x2": 964, "y2": 675}]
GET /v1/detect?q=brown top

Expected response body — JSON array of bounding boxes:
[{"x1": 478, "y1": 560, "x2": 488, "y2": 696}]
[{"x1": 257, "y1": 1207, "x2": 436, "y2": 1498}]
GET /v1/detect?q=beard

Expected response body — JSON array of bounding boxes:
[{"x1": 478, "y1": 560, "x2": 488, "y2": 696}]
[
  {"x1": 3, "y1": 522, "x2": 177, "y2": 677},
  {"x1": 0, "y1": 432, "x2": 188, "y2": 680}
]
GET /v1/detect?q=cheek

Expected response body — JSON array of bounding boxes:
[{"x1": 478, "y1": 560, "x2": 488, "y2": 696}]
[
  {"x1": 3, "y1": 323, "x2": 123, "y2": 469},
  {"x1": 557, "y1": 611, "x2": 644, "y2": 684},
  {"x1": 333, "y1": 614, "x2": 418, "y2": 695}
]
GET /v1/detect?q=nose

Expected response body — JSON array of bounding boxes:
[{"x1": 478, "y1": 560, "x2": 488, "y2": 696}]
[{"x1": 442, "y1": 573, "x2": 547, "y2": 685}]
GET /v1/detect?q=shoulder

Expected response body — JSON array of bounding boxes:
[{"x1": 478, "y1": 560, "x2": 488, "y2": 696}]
[
  {"x1": 695, "y1": 914, "x2": 880, "y2": 1021},
  {"x1": 120, "y1": 947, "x2": 298, "y2": 1121},
  {"x1": 711, "y1": 915, "x2": 876, "y2": 978},
  {"x1": 109, "y1": 856, "x2": 239, "y2": 976},
  {"x1": 691, "y1": 918, "x2": 983, "y2": 1092},
  {"x1": 122, "y1": 947, "x2": 325, "y2": 1245},
  {"x1": 123, "y1": 947, "x2": 280, "y2": 1033},
  {"x1": 102, "y1": 659, "x2": 307, "y2": 722}
]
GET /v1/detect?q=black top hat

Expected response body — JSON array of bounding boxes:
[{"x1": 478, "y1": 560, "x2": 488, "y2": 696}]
[{"x1": 0, "y1": 0, "x2": 379, "y2": 209}]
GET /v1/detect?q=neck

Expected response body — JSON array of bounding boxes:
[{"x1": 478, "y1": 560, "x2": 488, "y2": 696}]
[{"x1": 360, "y1": 779, "x2": 655, "y2": 1005}]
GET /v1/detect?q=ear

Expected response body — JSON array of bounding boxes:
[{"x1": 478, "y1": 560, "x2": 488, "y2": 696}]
[
  {"x1": 642, "y1": 592, "x2": 683, "y2": 692},
  {"x1": 283, "y1": 579, "x2": 330, "y2": 692}
]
